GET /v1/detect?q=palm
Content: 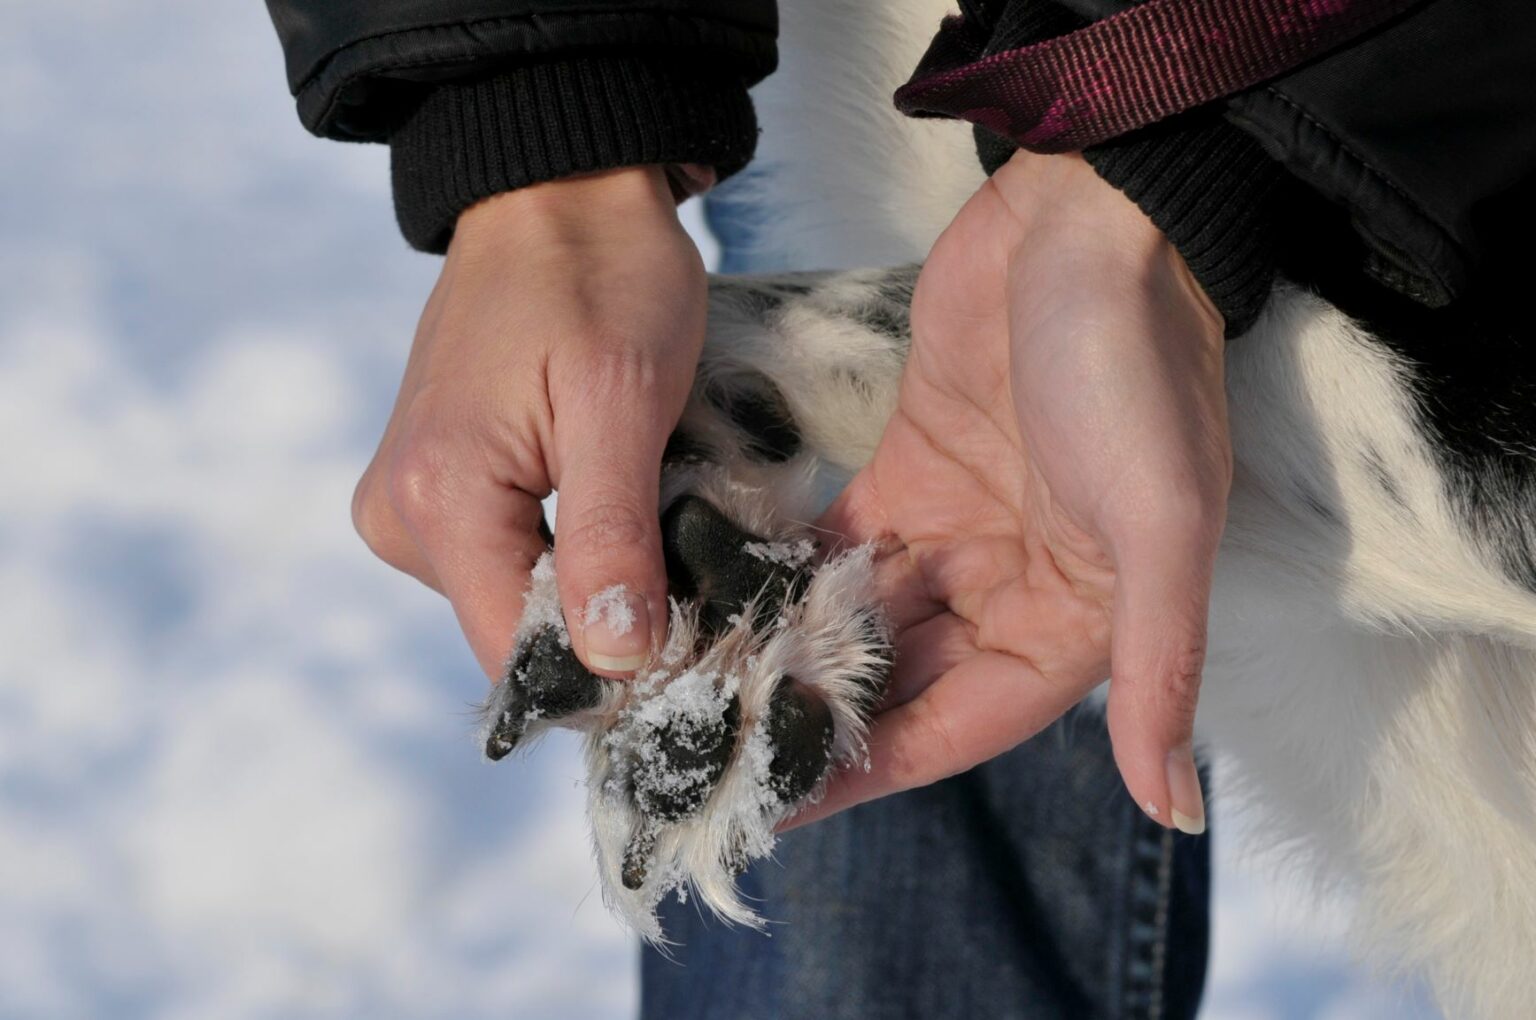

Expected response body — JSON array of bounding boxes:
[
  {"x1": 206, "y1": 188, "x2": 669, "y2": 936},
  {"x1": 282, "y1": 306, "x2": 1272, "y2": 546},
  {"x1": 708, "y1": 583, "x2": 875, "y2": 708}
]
[
  {"x1": 871, "y1": 221, "x2": 1116, "y2": 692},
  {"x1": 812, "y1": 183, "x2": 1117, "y2": 816},
  {"x1": 800, "y1": 157, "x2": 1229, "y2": 828}
]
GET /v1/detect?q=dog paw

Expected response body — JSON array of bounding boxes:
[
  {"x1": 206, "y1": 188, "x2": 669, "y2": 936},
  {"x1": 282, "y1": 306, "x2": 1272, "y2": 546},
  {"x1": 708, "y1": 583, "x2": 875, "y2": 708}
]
[{"x1": 480, "y1": 483, "x2": 891, "y2": 940}]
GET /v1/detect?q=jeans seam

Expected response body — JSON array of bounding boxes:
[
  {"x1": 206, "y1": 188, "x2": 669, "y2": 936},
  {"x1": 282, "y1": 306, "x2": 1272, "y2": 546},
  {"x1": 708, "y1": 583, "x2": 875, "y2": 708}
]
[
  {"x1": 1147, "y1": 828, "x2": 1176, "y2": 1020},
  {"x1": 1121, "y1": 819, "x2": 1177, "y2": 1020}
]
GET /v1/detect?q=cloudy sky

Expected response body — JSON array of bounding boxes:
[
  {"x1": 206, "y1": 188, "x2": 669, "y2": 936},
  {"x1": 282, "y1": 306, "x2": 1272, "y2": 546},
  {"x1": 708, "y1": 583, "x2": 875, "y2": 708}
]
[{"x1": 0, "y1": 2, "x2": 1437, "y2": 1017}]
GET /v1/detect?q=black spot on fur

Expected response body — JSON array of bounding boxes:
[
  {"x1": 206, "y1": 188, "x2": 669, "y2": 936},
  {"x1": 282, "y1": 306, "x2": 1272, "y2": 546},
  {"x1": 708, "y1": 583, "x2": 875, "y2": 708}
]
[
  {"x1": 854, "y1": 266, "x2": 919, "y2": 346},
  {"x1": 1299, "y1": 177, "x2": 1536, "y2": 593},
  {"x1": 706, "y1": 378, "x2": 802, "y2": 463},
  {"x1": 487, "y1": 628, "x2": 605, "y2": 760},
  {"x1": 661, "y1": 496, "x2": 811, "y2": 635},
  {"x1": 662, "y1": 430, "x2": 715, "y2": 466},
  {"x1": 764, "y1": 278, "x2": 815, "y2": 297},
  {"x1": 1295, "y1": 482, "x2": 1341, "y2": 527},
  {"x1": 764, "y1": 677, "x2": 835, "y2": 804},
  {"x1": 1333, "y1": 294, "x2": 1536, "y2": 586},
  {"x1": 731, "y1": 286, "x2": 784, "y2": 321},
  {"x1": 881, "y1": 264, "x2": 919, "y2": 303},
  {"x1": 1361, "y1": 446, "x2": 1409, "y2": 513},
  {"x1": 631, "y1": 694, "x2": 742, "y2": 822},
  {"x1": 855, "y1": 301, "x2": 911, "y2": 345}
]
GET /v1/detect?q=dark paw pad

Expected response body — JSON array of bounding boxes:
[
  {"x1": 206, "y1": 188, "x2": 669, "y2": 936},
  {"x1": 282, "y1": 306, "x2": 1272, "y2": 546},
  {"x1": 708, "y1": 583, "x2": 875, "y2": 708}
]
[
  {"x1": 621, "y1": 693, "x2": 744, "y2": 890},
  {"x1": 764, "y1": 677, "x2": 836, "y2": 804},
  {"x1": 630, "y1": 694, "x2": 742, "y2": 822},
  {"x1": 485, "y1": 627, "x2": 605, "y2": 760},
  {"x1": 661, "y1": 495, "x2": 811, "y2": 634}
]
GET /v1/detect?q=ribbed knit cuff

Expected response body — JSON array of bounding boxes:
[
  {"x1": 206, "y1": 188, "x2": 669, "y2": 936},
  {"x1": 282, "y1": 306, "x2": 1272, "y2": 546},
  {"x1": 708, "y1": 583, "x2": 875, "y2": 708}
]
[{"x1": 389, "y1": 54, "x2": 759, "y2": 253}]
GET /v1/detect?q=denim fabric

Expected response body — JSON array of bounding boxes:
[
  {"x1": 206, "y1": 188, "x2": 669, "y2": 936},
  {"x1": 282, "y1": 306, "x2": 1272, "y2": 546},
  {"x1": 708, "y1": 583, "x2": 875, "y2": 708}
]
[{"x1": 640, "y1": 186, "x2": 1211, "y2": 1020}]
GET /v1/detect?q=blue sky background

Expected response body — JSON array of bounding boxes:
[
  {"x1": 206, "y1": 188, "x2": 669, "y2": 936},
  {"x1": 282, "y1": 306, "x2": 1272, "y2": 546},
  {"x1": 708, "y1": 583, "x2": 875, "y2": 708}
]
[{"x1": 0, "y1": 2, "x2": 1438, "y2": 1017}]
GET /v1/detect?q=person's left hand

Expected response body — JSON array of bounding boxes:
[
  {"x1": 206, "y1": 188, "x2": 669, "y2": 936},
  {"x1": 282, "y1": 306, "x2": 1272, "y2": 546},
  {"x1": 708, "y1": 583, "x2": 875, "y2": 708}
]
[{"x1": 792, "y1": 150, "x2": 1231, "y2": 833}]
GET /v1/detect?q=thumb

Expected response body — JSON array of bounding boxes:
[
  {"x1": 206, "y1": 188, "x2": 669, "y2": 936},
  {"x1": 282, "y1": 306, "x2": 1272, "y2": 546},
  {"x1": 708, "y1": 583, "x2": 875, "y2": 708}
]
[
  {"x1": 1103, "y1": 527, "x2": 1218, "y2": 835},
  {"x1": 552, "y1": 401, "x2": 672, "y2": 678}
]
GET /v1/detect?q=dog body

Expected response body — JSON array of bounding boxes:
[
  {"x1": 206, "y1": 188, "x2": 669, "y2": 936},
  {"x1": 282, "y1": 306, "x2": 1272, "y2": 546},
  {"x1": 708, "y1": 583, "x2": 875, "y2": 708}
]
[{"x1": 706, "y1": 2, "x2": 1536, "y2": 1015}]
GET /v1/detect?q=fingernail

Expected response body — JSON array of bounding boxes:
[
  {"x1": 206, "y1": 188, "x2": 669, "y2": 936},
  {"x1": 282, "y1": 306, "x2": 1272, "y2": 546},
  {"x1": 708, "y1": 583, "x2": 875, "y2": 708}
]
[
  {"x1": 1166, "y1": 746, "x2": 1206, "y2": 835},
  {"x1": 582, "y1": 584, "x2": 649, "y2": 673}
]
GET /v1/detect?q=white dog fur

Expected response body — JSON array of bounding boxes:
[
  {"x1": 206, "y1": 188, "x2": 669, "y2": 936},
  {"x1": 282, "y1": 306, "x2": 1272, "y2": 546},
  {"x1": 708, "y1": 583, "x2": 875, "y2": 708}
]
[{"x1": 711, "y1": 2, "x2": 1536, "y2": 1016}]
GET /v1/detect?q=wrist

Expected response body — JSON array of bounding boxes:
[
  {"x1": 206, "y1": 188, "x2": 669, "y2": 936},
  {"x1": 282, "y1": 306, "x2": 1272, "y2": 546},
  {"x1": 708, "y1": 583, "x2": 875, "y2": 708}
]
[
  {"x1": 454, "y1": 166, "x2": 680, "y2": 253},
  {"x1": 995, "y1": 151, "x2": 1225, "y2": 342}
]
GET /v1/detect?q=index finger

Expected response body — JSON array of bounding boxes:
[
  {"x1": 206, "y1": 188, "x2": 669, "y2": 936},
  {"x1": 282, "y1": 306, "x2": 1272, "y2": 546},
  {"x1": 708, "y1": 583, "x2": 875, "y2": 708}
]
[{"x1": 388, "y1": 451, "x2": 550, "y2": 680}]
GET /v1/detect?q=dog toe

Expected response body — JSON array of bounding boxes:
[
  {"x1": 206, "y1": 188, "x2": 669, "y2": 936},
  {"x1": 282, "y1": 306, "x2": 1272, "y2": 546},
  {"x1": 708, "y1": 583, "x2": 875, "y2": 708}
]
[{"x1": 485, "y1": 626, "x2": 607, "y2": 760}]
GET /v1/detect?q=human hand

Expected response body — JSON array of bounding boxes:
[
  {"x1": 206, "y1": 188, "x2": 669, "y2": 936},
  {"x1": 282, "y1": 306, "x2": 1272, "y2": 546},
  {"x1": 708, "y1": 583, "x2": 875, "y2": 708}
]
[
  {"x1": 798, "y1": 151, "x2": 1230, "y2": 833},
  {"x1": 351, "y1": 166, "x2": 705, "y2": 679}
]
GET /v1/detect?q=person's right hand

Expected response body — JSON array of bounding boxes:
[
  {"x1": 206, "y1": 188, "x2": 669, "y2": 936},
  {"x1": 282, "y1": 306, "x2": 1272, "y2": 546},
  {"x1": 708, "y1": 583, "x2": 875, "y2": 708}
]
[{"x1": 351, "y1": 166, "x2": 706, "y2": 681}]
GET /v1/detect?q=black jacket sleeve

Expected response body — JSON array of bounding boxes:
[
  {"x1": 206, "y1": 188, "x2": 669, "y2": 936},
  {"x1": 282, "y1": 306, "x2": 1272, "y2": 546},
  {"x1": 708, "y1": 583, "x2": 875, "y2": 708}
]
[
  {"x1": 974, "y1": 0, "x2": 1536, "y2": 313},
  {"x1": 264, "y1": 0, "x2": 777, "y2": 252},
  {"x1": 959, "y1": 0, "x2": 1285, "y2": 335},
  {"x1": 1217, "y1": 0, "x2": 1536, "y2": 307}
]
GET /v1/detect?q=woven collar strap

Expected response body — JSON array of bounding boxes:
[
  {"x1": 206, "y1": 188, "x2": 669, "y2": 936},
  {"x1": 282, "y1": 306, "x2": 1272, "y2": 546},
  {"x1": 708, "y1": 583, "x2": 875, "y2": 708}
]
[{"x1": 895, "y1": 0, "x2": 1426, "y2": 152}]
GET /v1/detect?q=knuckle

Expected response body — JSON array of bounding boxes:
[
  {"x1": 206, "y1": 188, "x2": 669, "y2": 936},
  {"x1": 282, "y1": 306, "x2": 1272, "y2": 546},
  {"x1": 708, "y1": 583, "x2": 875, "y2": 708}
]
[
  {"x1": 351, "y1": 471, "x2": 414, "y2": 567},
  {"x1": 1156, "y1": 647, "x2": 1206, "y2": 721},
  {"x1": 385, "y1": 442, "x2": 458, "y2": 527},
  {"x1": 351, "y1": 472, "x2": 387, "y2": 545},
  {"x1": 564, "y1": 338, "x2": 668, "y2": 400}
]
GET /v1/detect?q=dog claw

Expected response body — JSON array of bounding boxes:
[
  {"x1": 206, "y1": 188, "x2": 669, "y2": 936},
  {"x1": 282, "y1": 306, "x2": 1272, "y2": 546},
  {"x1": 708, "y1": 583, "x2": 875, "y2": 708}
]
[
  {"x1": 622, "y1": 822, "x2": 660, "y2": 891},
  {"x1": 723, "y1": 832, "x2": 752, "y2": 878}
]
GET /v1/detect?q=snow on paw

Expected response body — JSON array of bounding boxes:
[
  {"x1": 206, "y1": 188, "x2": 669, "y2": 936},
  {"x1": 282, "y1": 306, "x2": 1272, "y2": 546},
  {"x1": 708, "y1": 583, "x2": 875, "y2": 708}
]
[
  {"x1": 480, "y1": 474, "x2": 893, "y2": 942},
  {"x1": 590, "y1": 480, "x2": 892, "y2": 940},
  {"x1": 479, "y1": 554, "x2": 623, "y2": 760},
  {"x1": 483, "y1": 628, "x2": 605, "y2": 759}
]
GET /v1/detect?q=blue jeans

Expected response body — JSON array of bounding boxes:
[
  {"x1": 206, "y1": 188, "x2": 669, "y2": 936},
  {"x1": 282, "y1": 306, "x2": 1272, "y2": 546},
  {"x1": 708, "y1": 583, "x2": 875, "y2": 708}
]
[{"x1": 639, "y1": 180, "x2": 1211, "y2": 1020}]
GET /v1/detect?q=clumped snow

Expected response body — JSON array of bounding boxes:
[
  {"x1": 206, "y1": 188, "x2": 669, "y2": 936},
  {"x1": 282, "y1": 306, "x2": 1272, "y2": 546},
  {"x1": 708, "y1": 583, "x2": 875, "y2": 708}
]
[
  {"x1": 628, "y1": 668, "x2": 737, "y2": 731},
  {"x1": 522, "y1": 553, "x2": 569, "y2": 644},
  {"x1": 583, "y1": 584, "x2": 637, "y2": 637},
  {"x1": 743, "y1": 538, "x2": 816, "y2": 569}
]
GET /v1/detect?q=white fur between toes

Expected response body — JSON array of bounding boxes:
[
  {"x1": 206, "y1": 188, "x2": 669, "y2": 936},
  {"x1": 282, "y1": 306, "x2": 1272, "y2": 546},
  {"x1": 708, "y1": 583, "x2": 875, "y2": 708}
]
[{"x1": 589, "y1": 543, "x2": 888, "y2": 941}]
